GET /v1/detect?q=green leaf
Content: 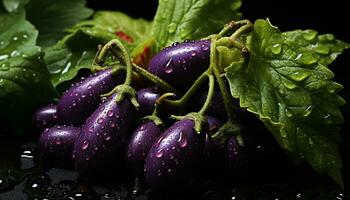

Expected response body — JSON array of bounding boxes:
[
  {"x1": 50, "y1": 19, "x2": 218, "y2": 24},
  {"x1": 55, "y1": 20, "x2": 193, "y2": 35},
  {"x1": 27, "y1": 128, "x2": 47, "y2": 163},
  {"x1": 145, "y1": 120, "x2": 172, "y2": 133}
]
[
  {"x1": 74, "y1": 11, "x2": 152, "y2": 51},
  {"x1": 0, "y1": 10, "x2": 54, "y2": 121},
  {"x1": 152, "y1": 0, "x2": 242, "y2": 51},
  {"x1": 2, "y1": 0, "x2": 28, "y2": 13},
  {"x1": 45, "y1": 11, "x2": 152, "y2": 88},
  {"x1": 225, "y1": 19, "x2": 349, "y2": 187},
  {"x1": 25, "y1": 0, "x2": 93, "y2": 48}
]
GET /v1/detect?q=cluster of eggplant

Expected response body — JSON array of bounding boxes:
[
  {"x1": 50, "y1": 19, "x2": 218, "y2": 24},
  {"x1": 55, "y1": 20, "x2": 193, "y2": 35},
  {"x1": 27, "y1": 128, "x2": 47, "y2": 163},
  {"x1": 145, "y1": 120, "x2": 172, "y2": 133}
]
[{"x1": 33, "y1": 39, "x2": 272, "y2": 191}]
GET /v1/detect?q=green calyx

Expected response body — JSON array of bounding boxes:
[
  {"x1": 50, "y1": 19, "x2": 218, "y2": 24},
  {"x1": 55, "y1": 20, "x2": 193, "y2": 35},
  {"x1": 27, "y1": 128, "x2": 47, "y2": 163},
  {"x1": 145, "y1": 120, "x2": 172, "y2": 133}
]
[
  {"x1": 102, "y1": 84, "x2": 139, "y2": 109},
  {"x1": 171, "y1": 112, "x2": 207, "y2": 134},
  {"x1": 211, "y1": 121, "x2": 243, "y2": 146}
]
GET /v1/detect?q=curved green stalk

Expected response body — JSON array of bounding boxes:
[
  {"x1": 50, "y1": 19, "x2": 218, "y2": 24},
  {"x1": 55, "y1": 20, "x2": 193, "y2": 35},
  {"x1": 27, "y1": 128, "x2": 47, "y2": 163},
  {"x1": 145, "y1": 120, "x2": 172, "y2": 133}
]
[
  {"x1": 162, "y1": 69, "x2": 210, "y2": 109},
  {"x1": 132, "y1": 63, "x2": 178, "y2": 94},
  {"x1": 199, "y1": 74, "x2": 215, "y2": 115},
  {"x1": 95, "y1": 39, "x2": 133, "y2": 86},
  {"x1": 210, "y1": 37, "x2": 237, "y2": 121}
]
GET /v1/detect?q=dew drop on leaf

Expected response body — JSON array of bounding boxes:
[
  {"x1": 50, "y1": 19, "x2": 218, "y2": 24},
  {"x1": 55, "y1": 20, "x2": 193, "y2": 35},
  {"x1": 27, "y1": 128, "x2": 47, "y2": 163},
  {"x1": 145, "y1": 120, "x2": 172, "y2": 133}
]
[
  {"x1": 303, "y1": 105, "x2": 313, "y2": 117},
  {"x1": 271, "y1": 43, "x2": 282, "y2": 55},
  {"x1": 285, "y1": 108, "x2": 293, "y2": 117},
  {"x1": 167, "y1": 23, "x2": 177, "y2": 34},
  {"x1": 289, "y1": 71, "x2": 311, "y2": 82},
  {"x1": 281, "y1": 78, "x2": 297, "y2": 90}
]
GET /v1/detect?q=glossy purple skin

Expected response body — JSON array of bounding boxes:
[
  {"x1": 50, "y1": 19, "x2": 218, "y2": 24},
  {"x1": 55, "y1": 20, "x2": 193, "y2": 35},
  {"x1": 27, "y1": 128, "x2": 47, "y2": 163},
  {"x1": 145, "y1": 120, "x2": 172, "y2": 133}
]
[
  {"x1": 127, "y1": 121, "x2": 162, "y2": 168},
  {"x1": 73, "y1": 93, "x2": 136, "y2": 174},
  {"x1": 38, "y1": 125, "x2": 80, "y2": 160},
  {"x1": 207, "y1": 116, "x2": 222, "y2": 134},
  {"x1": 148, "y1": 40, "x2": 210, "y2": 89},
  {"x1": 33, "y1": 104, "x2": 58, "y2": 131},
  {"x1": 57, "y1": 68, "x2": 123, "y2": 126},
  {"x1": 144, "y1": 119, "x2": 206, "y2": 190},
  {"x1": 136, "y1": 87, "x2": 161, "y2": 116},
  {"x1": 203, "y1": 116, "x2": 222, "y2": 157}
]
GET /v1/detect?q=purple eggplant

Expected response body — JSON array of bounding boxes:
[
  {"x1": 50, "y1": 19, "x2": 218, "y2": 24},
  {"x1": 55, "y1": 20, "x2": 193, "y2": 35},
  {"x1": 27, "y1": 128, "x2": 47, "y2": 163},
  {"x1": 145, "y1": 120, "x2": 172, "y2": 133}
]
[
  {"x1": 144, "y1": 119, "x2": 206, "y2": 190},
  {"x1": 127, "y1": 120, "x2": 162, "y2": 169},
  {"x1": 57, "y1": 68, "x2": 124, "y2": 126},
  {"x1": 33, "y1": 104, "x2": 58, "y2": 131},
  {"x1": 73, "y1": 93, "x2": 136, "y2": 174},
  {"x1": 38, "y1": 125, "x2": 80, "y2": 160},
  {"x1": 136, "y1": 87, "x2": 161, "y2": 116},
  {"x1": 207, "y1": 116, "x2": 222, "y2": 134},
  {"x1": 148, "y1": 40, "x2": 210, "y2": 89}
]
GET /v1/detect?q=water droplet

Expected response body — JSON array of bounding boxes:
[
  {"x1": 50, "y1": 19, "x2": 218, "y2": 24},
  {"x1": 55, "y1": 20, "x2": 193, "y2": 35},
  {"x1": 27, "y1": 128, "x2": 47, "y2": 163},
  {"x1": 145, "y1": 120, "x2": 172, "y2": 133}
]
[
  {"x1": 157, "y1": 171, "x2": 162, "y2": 176},
  {"x1": 97, "y1": 117, "x2": 104, "y2": 124},
  {"x1": 155, "y1": 149, "x2": 164, "y2": 158},
  {"x1": 184, "y1": 39, "x2": 190, "y2": 43},
  {"x1": 167, "y1": 23, "x2": 177, "y2": 33},
  {"x1": 0, "y1": 54, "x2": 9, "y2": 61},
  {"x1": 107, "y1": 110, "x2": 114, "y2": 117},
  {"x1": 103, "y1": 133, "x2": 111, "y2": 141},
  {"x1": 191, "y1": 52, "x2": 197, "y2": 57},
  {"x1": 139, "y1": 124, "x2": 146, "y2": 131},
  {"x1": 23, "y1": 34, "x2": 28, "y2": 39},
  {"x1": 271, "y1": 43, "x2": 282, "y2": 55},
  {"x1": 282, "y1": 78, "x2": 297, "y2": 90},
  {"x1": 82, "y1": 140, "x2": 89, "y2": 150},
  {"x1": 167, "y1": 169, "x2": 172, "y2": 173},
  {"x1": 10, "y1": 50, "x2": 20, "y2": 57},
  {"x1": 313, "y1": 43, "x2": 330, "y2": 55},
  {"x1": 308, "y1": 137, "x2": 314, "y2": 145},
  {"x1": 72, "y1": 103, "x2": 76, "y2": 107},
  {"x1": 285, "y1": 108, "x2": 293, "y2": 117},
  {"x1": 55, "y1": 138, "x2": 62, "y2": 145},
  {"x1": 32, "y1": 73, "x2": 37, "y2": 77},
  {"x1": 164, "y1": 58, "x2": 173, "y2": 74},
  {"x1": 172, "y1": 42, "x2": 179, "y2": 46},
  {"x1": 86, "y1": 156, "x2": 90, "y2": 161},
  {"x1": 87, "y1": 84, "x2": 92, "y2": 89},
  {"x1": 303, "y1": 30, "x2": 317, "y2": 41},
  {"x1": 13, "y1": 37, "x2": 18, "y2": 41},
  {"x1": 289, "y1": 71, "x2": 311, "y2": 82},
  {"x1": 303, "y1": 105, "x2": 313, "y2": 117},
  {"x1": 88, "y1": 126, "x2": 94, "y2": 133},
  {"x1": 295, "y1": 52, "x2": 317, "y2": 65},
  {"x1": 109, "y1": 122, "x2": 116, "y2": 128},
  {"x1": 0, "y1": 63, "x2": 9, "y2": 71},
  {"x1": 324, "y1": 113, "x2": 330, "y2": 119},
  {"x1": 32, "y1": 183, "x2": 38, "y2": 188},
  {"x1": 177, "y1": 132, "x2": 188, "y2": 148},
  {"x1": 201, "y1": 44, "x2": 209, "y2": 51},
  {"x1": 81, "y1": 94, "x2": 86, "y2": 98}
]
